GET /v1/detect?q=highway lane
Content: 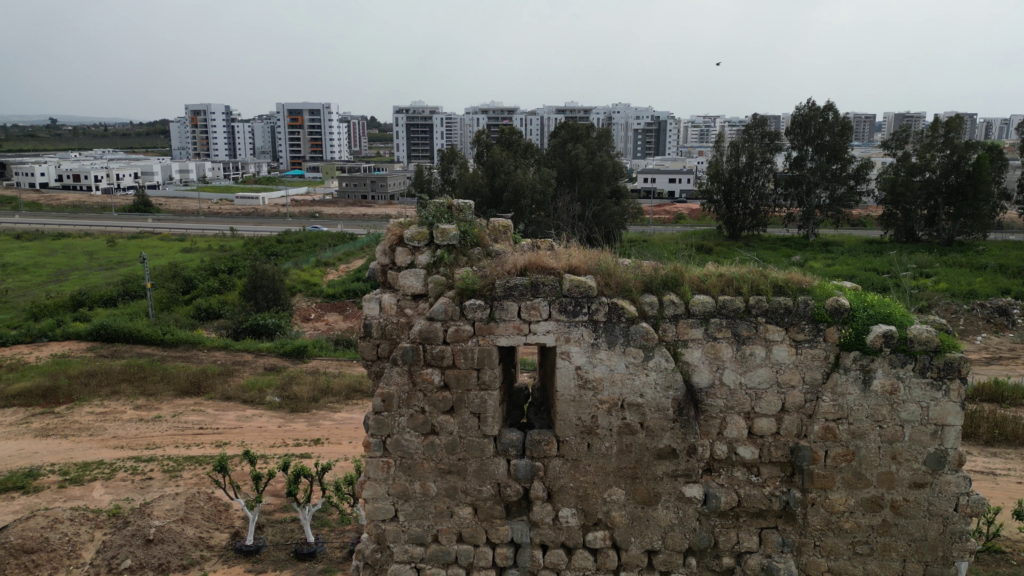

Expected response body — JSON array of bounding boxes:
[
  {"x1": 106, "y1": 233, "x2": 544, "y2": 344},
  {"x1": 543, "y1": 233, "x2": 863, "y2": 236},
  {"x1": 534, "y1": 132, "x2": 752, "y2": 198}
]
[
  {"x1": 3, "y1": 211, "x2": 1023, "y2": 240},
  {"x1": 0, "y1": 212, "x2": 387, "y2": 236}
]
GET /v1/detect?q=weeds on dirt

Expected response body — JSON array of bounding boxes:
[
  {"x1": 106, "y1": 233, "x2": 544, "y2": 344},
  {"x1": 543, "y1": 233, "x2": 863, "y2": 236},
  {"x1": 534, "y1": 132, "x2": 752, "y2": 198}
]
[
  {"x1": 968, "y1": 378, "x2": 1024, "y2": 406},
  {"x1": 963, "y1": 404, "x2": 1024, "y2": 446},
  {"x1": 0, "y1": 357, "x2": 371, "y2": 411},
  {"x1": 236, "y1": 369, "x2": 371, "y2": 412},
  {"x1": 0, "y1": 467, "x2": 44, "y2": 494}
]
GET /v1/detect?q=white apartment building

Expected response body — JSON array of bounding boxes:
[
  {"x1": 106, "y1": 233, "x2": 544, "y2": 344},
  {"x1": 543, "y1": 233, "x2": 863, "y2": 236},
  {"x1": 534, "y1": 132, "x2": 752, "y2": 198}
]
[
  {"x1": 340, "y1": 114, "x2": 370, "y2": 156},
  {"x1": 232, "y1": 121, "x2": 255, "y2": 159},
  {"x1": 1010, "y1": 115, "x2": 1024, "y2": 139},
  {"x1": 681, "y1": 115, "x2": 722, "y2": 147},
  {"x1": 393, "y1": 102, "x2": 452, "y2": 166},
  {"x1": 10, "y1": 164, "x2": 55, "y2": 189},
  {"x1": 275, "y1": 102, "x2": 350, "y2": 172},
  {"x1": 251, "y1": 113, "x2": 278, "y2": 162},
  {"x1": 881, "y1": 111, "x2": 928, "y2": 139},
  {"x1": 169, "y1": 117, "x2": 191, "y2": 160},
  {"x1": 181, "y1": 104, "x2": 237, "y2": 161}
]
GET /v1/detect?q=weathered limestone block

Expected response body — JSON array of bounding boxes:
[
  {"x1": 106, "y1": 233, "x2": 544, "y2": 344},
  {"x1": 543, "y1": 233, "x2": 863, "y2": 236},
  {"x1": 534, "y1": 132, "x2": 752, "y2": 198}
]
[
  {"x1": 487, "y1": 218, "x2": 514, "y2": 244},
  {"x1": 908, "y1": 324, "x2": 942, "y2": 352},
  {"x1": 393, "y1": 246, "x2": 414, "y2": 268},
  {"x1": 493, "y1": 301, "x2": 519, "y2": 321},
  {"x1": 403, "y1": 225, "x2": 431, "y2": 247},
  {"x1": 562, "y1": 274, "x2": 598, "y2": 298},
  {"x1": 584, "y1": 530, "x2": 613, "y2": 549},
  {"x1": 639, "y1": 293, "x2": 660, "y2": 317},
  {"x1": 717, "y1": 296, "x2": 745, "y2": 317},
  {"x1": 866, "y1": 324, "x2": 899, "y2": 351},
  {"x1": 495, "y1": 277, "x2": 532, "y2": 300},
  {"x1": 434, "y1": 224, "x2": 460, "y2": 245},
  {"x1": 747, "y1": 295, "x2": 769, "y2": 316},
  {"x1": 629, "y1": 322, "x2": 659, "y2": 348},
  {"x1": 525, "y1": 430, "x2": 558, "y2": 458},
  {"x1": 428, "y1": 275, "x2": 448, "y2": 301},
  {"x1": 398, "y1": 268, "x2": 428, "y2": 296},
  {"x1": 662, "y1": 293, "x2": 687, "y2": 318},
  {"x1": 410, "y1": 321, "x2": 445, "y2": 345},
  {"x1": 463, "y1": 299, "x2": 491, "y2": 321},
  {"x1": 520, "y1": 299, "x2": 550, "y2": 322},
  {"x1": 689, "y1": 295, "x2": 717, "y2": 318},
  {"x1": 825, "y1": 296, "x2": 851, "y2": 321},
  {"x1": 414, "y1": 248, "x2": 434, "y2": 268},
  {"x1": 608, "y1": 298, "x2": 638, "y2": 321}
]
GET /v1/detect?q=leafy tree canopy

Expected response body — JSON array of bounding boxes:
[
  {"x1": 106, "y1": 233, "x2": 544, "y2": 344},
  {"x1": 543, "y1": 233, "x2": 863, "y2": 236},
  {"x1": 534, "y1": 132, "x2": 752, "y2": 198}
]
[
  {"x1": 544, "y1": 121, "x2": 640, "y2": 246},
  {"x1": 877, "y1": 114, "x2": 1011, "y2": 244},
  {"x1": 781, "y1": 98, "x2": 873, "y2": 240},
  {"x1": 700, "y1": 114, "x2": 783, "y2": 239}
]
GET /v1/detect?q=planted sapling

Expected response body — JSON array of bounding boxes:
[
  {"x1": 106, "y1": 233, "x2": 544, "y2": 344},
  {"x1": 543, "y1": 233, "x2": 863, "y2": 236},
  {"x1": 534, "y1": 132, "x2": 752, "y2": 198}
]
[
  {"x1": 281, "y1": 458, "x2": 333, "y2": 557},
  {"x1": 327, "y1": 457, "x2": 364, "y2": 526},
  {"x1": 208, "y1": 449, "x2": 276, "y2": 553}
]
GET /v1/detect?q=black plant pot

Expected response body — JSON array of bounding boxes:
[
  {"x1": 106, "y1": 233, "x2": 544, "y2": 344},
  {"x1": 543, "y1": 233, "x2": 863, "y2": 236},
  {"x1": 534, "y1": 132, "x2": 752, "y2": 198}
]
[
  {"x1": 233, "y1": 536, "x2": 266, "y2": 556},
  {"x1": 293, "y1": 535, "x2": 325, "y2": 560}
]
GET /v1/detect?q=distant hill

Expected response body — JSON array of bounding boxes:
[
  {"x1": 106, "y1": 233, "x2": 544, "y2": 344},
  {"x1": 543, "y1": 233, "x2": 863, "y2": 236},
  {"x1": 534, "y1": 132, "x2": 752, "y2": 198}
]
[{"x1": 0, "y1": 114, "x2": 138, "y2": 125}]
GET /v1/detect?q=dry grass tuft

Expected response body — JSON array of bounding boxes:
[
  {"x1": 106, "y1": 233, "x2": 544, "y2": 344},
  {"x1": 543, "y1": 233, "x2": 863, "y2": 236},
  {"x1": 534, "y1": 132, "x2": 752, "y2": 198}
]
[{"x1": 481, "y1": 243, "x2": 818, "y2": 301}]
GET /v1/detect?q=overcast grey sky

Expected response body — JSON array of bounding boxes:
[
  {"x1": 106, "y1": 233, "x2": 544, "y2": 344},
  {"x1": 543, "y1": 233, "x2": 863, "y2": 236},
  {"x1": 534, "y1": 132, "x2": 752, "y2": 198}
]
[{"x1": 2, "y1": 0, "x2": 1020, "y2": 122}]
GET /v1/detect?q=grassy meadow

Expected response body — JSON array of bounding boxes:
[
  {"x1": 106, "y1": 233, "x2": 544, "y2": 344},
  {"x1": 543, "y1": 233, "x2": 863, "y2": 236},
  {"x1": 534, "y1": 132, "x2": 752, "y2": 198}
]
[
  {"x1": 0, "y1": 230, "x2": 378, "y2": 358},
  {"x1": 619, "y1": 230, "x2": 1024, "y2": 309}
]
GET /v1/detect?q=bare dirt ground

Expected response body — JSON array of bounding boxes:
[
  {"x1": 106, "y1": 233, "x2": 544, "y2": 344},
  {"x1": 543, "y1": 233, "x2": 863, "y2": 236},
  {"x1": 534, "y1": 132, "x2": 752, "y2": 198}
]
[
  {"x1": 3, "y1": 187, "x2": 416, "y2": 220},
  {"x1": 2, "y1": 298, "x2": 1024, "y2": 573}
]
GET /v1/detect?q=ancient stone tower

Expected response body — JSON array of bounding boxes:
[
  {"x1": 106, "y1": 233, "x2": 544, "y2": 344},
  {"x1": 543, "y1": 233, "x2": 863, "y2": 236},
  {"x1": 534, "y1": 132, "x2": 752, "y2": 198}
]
[{"x1": 355, "y1": 199, "x2": 983, "y2": 576}]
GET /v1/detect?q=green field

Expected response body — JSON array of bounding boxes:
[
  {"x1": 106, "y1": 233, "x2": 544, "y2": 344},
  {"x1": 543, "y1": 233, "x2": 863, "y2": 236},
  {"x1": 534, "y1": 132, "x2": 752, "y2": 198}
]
[
  {"x1": 0, "y1": 232, "x2": 243, "y2": 325},
  {"x1": 0, "y1": 230, "x2": 378, "y2": 358},
  {"x1": 618, "y1": 230, "x2": 1024, "y2": 308}
]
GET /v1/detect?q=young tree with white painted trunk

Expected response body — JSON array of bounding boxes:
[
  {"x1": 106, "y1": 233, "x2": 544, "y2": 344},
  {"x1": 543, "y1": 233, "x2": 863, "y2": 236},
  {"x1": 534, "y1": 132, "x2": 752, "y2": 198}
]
[
  {"x1": 281, "y1": 458, "x2": 334, "y2": 545},
  {"x1": 208, "y1": 449, "x2": 276, "y2": 548}
]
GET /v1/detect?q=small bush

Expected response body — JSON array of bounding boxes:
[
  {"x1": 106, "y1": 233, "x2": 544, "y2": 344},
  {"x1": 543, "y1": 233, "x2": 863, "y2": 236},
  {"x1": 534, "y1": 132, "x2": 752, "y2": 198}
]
[
  {"x1": 816, "y1": 285, "x2": 915, "y2": 353},
  {"x1": 0, "y1": 467, "x2": 44, "y2": 494},
  {"x1": 228, "y1": 311, "x2": 293, "y2": 341}
]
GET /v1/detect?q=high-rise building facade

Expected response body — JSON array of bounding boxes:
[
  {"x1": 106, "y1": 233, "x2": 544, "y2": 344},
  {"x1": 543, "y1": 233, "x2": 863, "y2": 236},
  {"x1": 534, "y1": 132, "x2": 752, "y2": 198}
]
[
  {"x1": 393, "y1": 102, "x2": 452, "y2": 166},
  {"x1": 938, "y1": 111, "x2": 978, "y2": 141},
  {"x1": 170, "y1": 104, "x2": 237, "y2": 161},
  {"x1": 844, "y1": 112, "x2": 877, "y2": 143},
  {"x1": 881, "y1": 111, "x2": 928, "y2": 139},
  {"x1": 275, "y1": 102, "x2": 350, "y2": 171}
]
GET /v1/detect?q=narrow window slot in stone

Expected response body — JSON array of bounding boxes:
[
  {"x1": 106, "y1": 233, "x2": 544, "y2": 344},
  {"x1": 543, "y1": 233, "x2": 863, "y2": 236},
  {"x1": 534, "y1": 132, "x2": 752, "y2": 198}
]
[{"x1": 501, "y1": 345, "x2": 556, "y2": 430}]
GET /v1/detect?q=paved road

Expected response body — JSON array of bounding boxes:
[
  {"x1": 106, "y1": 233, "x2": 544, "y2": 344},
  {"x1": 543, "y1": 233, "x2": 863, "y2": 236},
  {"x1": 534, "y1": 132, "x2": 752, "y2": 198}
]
[
  {"x1": 2, "y1": 211, "x2": 1023, "y2": 240},
  {"x1": 0, "y1": 212, "x2": 387, "y2": 236}
]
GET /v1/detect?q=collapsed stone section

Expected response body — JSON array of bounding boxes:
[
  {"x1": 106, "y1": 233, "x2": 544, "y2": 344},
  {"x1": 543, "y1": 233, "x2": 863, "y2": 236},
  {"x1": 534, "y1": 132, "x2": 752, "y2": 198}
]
[{"x1": 355, "y1": 201, "x2": 983, "y2": 576}]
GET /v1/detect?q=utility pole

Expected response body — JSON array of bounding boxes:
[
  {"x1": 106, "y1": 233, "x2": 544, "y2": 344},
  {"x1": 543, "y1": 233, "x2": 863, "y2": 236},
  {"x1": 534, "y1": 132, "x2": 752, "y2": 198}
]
[{"x1": 139, "y1": 252, "x2": 155, "y2": 321}]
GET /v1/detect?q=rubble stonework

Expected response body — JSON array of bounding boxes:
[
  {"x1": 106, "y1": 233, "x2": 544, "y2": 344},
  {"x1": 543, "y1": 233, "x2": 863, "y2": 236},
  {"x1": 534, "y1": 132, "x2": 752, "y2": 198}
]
[{"x1": 355, "y1": 200, "x2": 983, "y2": 576}]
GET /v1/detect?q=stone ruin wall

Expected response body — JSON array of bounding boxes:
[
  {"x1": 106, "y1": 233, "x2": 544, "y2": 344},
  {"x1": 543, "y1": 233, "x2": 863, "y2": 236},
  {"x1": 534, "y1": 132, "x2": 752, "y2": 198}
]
[{"x1": 354, "y1": 204, "x2": 984, "y2": 576}]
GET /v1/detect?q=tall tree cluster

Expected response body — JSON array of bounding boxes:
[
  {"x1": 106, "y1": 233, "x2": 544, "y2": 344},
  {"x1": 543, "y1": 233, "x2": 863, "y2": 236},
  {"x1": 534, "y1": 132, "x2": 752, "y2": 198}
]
[
  {"x1": 700, "y1": 114, "x2": 784, "y2": 239},
  {"x1": 436, "y1": 124, "x2": 638, "y2": 246},
  {"x1": 876, "y1": 114, "x2": 1011, "y2": 244},
  {"x1": 781, "y1": 98, "x2": 873, "y2": 240}
]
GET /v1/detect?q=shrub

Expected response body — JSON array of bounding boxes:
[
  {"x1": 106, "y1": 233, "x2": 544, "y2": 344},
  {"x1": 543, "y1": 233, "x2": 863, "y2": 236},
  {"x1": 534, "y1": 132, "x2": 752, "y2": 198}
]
[
  {"x1": 816, "y1": 284, "x2": 915, "y2": 353},
  {"x1": 229, "y1": 311, "x2": 292, "y2": 341}
]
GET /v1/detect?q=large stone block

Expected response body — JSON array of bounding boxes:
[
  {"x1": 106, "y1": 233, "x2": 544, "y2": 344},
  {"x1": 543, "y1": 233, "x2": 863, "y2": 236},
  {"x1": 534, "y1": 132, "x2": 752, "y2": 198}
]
[
  {"x1": 398, "y1": 268, "x2": 428, "y2": 296},
  {"x1": 562, "y1": 274, "x2": 598, "y2": 298}
]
